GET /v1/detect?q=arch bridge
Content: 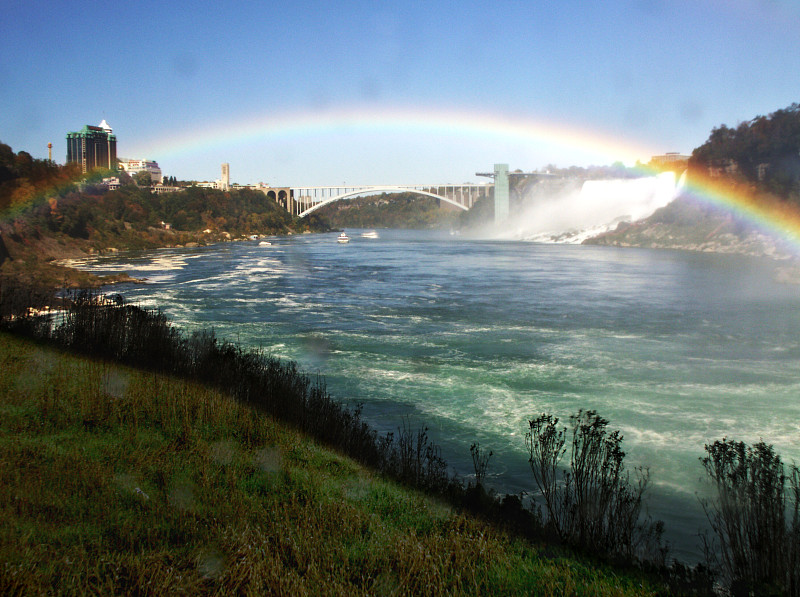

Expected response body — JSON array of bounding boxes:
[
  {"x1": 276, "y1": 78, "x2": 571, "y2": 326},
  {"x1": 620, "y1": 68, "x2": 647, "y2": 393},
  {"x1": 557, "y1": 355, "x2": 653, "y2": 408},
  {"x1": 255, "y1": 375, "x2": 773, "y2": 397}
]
[
  {"x1": 262, "y1": 165, "x2": 547, "y2": 222},
  {"x1": 268, "y1": 183, "x2": 493, "y2": 218}
]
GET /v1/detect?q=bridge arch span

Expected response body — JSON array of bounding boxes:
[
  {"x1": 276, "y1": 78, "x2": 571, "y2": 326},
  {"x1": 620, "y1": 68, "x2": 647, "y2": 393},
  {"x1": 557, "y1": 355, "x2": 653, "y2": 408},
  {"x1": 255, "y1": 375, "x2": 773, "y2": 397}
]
[{"x1": 298, "y1": 186, "x2": 469, "y2": 218}]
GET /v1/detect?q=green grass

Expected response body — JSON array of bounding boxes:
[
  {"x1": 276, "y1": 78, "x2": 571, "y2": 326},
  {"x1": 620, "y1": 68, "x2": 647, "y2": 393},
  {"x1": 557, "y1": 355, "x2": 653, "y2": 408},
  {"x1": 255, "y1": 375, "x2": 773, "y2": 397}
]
[{"x1": 0, "y1": 332, "x2": 659, "y2": 595}]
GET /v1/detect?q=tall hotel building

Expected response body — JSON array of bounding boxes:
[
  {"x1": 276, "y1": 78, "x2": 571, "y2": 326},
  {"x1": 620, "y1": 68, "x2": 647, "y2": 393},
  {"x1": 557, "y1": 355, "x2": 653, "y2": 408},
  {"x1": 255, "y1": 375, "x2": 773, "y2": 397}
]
[{"x1": 66, "y1": 119, "x2": 117, "y2": 172}]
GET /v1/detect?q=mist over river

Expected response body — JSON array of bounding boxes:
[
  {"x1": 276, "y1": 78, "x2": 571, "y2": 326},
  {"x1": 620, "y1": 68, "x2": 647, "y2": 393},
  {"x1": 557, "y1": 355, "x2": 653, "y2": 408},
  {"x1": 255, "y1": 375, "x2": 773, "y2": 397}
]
[{"x1": 71, "y1": 229, "x2": 800, "y2": 563}]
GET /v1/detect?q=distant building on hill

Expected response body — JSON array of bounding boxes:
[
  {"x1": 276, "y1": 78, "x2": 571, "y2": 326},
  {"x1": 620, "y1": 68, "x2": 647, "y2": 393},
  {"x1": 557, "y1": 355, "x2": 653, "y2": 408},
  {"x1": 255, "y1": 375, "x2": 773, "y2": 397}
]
[
  {"x1": 220, "y1": 163, "x2": 230, "y2": 191},
  {"x1": 194, "y1": 163, "x2": 236, "y2": 190},
  {"x1": 101, "y1": 176, "x2": 121, "y2": 191},
  {"x1": 152, "y1": 183, "x2": 182, "y2": 194},
  {"x1": 118, "y1": 158, "x2": 163, "y2": 183},
  {"x1": 650, "y1": 152, "x2": 690, "y2": 168},
  {"x1": 66, "y1": 119, "x2": 117, "y2": 172}
]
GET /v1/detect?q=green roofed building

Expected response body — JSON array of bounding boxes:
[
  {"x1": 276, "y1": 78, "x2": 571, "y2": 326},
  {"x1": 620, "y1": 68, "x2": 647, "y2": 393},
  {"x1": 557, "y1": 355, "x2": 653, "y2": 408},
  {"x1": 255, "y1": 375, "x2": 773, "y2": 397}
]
[{"x1": 66, "y1": 119, "x2": 117, "y2": 172}]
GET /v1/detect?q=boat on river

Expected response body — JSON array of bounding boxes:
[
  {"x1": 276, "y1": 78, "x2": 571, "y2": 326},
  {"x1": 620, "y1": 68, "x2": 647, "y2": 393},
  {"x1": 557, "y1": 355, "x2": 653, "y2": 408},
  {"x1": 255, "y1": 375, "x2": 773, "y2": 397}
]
[
  {"x1": 337, "y1": 232, "x2": 350, "y2": 244},
  {"x1": 361, "y1": 230, "x2": 379, "y2": 239}
]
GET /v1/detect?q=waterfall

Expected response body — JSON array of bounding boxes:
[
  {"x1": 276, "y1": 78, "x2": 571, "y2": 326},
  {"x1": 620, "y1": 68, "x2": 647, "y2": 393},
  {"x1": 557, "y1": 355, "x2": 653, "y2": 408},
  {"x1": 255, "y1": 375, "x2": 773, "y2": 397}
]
[{"x1": 507, "y1": 171, "x2": 681, "y2": 243}]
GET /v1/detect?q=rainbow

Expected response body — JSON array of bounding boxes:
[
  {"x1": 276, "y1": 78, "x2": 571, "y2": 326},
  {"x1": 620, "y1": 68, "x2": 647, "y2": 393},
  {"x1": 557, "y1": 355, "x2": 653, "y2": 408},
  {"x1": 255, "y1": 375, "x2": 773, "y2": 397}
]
[
  {"x1": 674, "y1": 170, "x2": 800, "y2": 255},
  {"x1": 126, "y1": 104, "x2": 655, "y2": 169},
  {"x1": 8, "y1": 104, "x2": 800, "y2": 255}
]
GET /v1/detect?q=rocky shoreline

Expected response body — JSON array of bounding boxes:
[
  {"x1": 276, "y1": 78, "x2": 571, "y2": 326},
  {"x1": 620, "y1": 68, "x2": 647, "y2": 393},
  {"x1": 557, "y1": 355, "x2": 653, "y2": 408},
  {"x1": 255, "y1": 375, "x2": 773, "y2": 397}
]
[
  {"x1": 582, "y1": 197, "x2": 800, "y2": 284},
  {"x1": 585, "y1": 196, "x2": 798, "y2": 256},
  {"x1": 0, "y1": 220, "x2": 305, "y2": 290},
  {"x1": 586, "y1": 221, "x2": 792, "y2": 259}
]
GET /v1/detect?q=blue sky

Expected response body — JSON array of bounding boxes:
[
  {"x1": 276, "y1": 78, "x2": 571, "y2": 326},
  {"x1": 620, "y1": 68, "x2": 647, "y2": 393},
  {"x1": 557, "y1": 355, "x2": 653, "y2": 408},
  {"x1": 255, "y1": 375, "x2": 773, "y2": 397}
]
[{"x1": 2, "y1": 0, "x2": 799, "y2": 186}]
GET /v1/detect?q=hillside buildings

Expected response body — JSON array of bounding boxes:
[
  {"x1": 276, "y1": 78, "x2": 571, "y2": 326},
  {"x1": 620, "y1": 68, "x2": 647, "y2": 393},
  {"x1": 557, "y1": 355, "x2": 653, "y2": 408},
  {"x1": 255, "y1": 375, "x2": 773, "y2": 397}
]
[
  {"x1": 195, "y1": 163, "x2": 245, "y2": 191},
  {"x1": 64, "y1": 122, "x2": 261, "y2": 195},
  {"x1": 66, "y1": 120, "x2": 164, "y2": 185},
  {"x1": 118, "y1": 158, "x2": 163, "y2": 183},
  {"x1": 650, "y1": 152, "x2": 690, "y2": 168},
  {"x1": 66, "y1": 120, "x2": 117, "y2": 172}
]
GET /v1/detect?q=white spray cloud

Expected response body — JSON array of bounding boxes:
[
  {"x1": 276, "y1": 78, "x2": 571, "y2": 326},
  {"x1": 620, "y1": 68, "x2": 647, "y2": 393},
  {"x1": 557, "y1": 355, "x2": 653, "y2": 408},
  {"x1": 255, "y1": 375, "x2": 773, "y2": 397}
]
[{"x1": 501, "y1": 171, "x2": 681, "y2": 243}]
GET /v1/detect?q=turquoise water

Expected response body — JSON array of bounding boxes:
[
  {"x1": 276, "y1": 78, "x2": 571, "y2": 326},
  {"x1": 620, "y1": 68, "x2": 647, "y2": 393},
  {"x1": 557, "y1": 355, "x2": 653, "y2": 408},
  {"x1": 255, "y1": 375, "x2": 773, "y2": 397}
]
[{"x1": 71, "y1": 229, "x2": 800, "y2": 562}]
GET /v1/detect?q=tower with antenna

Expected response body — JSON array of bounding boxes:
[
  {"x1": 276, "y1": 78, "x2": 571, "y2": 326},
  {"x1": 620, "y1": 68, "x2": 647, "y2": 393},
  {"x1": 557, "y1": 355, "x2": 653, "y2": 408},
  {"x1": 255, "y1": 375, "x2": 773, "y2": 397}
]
[{"x1": 47, "y1": 142, "x2": 52, "y2": 162}]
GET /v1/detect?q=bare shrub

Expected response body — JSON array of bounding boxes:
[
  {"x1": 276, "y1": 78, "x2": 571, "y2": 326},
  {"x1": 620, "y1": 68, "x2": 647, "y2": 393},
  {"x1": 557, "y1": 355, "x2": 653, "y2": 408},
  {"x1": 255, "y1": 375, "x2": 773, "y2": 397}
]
[
  {"x1": 395, "y1": 418, "x2": 449, "y2": 492},
  {"x1": 469, "y1": 442, "x2": 492, "y2": 487},
  {"x1": 526, "y1": 409, "x2": 663, "y2": 561},
  {"x1": 700, "y1": 438, "x2": 800, "y2": 596}
]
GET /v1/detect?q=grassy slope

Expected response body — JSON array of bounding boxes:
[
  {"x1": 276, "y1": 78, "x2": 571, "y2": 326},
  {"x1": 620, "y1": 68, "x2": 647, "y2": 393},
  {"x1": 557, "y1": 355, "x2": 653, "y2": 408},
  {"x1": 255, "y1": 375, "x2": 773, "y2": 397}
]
[{"x1": 0, "y1": 333, "x2": 657, "y2": 596}]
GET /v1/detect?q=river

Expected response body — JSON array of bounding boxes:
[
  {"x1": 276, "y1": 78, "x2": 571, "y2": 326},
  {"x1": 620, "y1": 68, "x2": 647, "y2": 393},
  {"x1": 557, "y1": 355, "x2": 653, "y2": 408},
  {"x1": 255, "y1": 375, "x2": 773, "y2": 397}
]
[{"x1": 69, "y1": 229, "x2": 800, "y2": 563}]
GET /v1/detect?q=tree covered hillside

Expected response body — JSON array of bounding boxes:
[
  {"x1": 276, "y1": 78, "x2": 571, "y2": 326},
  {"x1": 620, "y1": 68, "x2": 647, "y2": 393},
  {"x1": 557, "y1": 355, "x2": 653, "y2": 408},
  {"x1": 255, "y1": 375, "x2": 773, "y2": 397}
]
[
  {"x1": 587, "y1": 102, "x2": 800, "y2": 258},
  {"x1": 313, "y1": 192, "x2": 463, "y2": 229},
  {"x1": 690, "y1": 102, "x2": 800, "y2": 201},
  {"x1": 0, "y1": 142, "x2": 82, "y2": 213},
  {"x1": 0, "y1": 141, "x2": 330, "y2": 287}
]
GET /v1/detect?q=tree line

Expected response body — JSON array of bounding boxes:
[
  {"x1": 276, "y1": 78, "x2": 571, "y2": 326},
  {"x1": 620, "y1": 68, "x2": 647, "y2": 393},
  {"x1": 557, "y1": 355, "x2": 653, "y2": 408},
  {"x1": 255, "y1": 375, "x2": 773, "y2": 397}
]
[
  {"x1": 0, "y1": 141, "x2": 331, "y2": 255},
  {"x1": 690, "y1": 102, "x2": 800, "y2": 202},
  {"x1": 314, "y1": 191, "x2": 463, "y2": 229},
  {"x1": 3, "y1": 181, "x2": 315, "y2": 250},
  {"x1": 0, "y1": 141, "x2": 82, "y2": 213}
]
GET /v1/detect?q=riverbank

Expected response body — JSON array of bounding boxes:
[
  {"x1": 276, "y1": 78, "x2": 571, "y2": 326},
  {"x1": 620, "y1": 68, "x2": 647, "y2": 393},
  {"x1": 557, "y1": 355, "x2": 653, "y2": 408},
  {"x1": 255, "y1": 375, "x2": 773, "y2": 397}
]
[
  {"x1": 0, "y1": 221, "x2": 305, "y2": 290},
  {"x1": 0, "y1": 179, "x2": 333, "y2": 292},
  {"x1": 0, "y1": 331, "x2": 664, "y2": 595}
]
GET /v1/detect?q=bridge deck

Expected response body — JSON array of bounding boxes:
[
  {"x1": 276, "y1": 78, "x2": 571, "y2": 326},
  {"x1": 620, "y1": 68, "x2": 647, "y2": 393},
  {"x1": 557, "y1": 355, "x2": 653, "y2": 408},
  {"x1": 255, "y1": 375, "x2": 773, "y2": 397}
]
[{"x1": 285, "y1": 183, "x2": 494, "y2": 217}]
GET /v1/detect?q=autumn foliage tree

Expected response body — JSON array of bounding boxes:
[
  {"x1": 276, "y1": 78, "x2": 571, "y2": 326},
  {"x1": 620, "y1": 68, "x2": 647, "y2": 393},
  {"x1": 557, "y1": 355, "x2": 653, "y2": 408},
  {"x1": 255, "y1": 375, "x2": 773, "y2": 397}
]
[{"x1": 0, "y1": 141, "x2": 80, "y2": 213}]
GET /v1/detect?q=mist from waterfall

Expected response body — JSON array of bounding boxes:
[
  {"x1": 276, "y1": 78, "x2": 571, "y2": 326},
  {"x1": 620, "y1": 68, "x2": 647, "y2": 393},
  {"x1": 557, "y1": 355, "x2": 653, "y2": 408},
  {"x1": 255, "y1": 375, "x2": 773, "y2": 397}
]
[{"x1": 502, "y1": 171, "x2": 683, "y2": 243}]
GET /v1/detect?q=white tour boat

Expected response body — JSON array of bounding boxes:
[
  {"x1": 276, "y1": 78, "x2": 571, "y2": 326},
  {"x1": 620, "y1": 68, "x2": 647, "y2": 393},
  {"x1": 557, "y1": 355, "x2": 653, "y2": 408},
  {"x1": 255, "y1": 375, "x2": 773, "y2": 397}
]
[{"x1": 337, "y1": 232, "x2": 350, "y2": 243}]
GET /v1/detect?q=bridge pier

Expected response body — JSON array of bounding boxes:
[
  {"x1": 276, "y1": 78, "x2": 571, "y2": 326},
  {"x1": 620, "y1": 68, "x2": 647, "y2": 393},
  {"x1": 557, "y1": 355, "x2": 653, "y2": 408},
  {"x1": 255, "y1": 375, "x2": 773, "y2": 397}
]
[{"x1": 493, "y1": 163, "x2": 509, "y2": 224}]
